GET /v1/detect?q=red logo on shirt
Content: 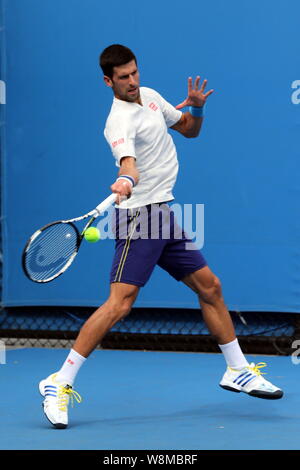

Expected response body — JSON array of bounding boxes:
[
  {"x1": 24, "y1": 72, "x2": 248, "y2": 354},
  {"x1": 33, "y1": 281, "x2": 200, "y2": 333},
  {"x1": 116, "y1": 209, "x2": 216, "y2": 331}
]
[
  {"x1": 67, "y1": 359, "x2": 74, "y2": 365},
  {"x1": 112, "y1": 138, "x2": 124, "y2": 148},
  {"x1": 149, "y1": 102, "x2": 158, "y2": 111}
]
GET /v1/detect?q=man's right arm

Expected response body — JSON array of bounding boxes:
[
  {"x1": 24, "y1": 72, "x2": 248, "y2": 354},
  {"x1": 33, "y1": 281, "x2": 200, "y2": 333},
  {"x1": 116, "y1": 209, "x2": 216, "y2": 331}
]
[{"x1": 110, "y1": 156, "x2": 139, "y2": 204}]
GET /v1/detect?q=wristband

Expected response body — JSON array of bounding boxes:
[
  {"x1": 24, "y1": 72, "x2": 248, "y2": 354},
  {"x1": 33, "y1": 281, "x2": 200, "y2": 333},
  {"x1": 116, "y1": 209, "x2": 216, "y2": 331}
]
[
  {"x1": 116, "y1": 175, "x2": 136, "y2": 187},
  {"x1": 189, "y1": 105, "x2": 205, "y2": 118}
]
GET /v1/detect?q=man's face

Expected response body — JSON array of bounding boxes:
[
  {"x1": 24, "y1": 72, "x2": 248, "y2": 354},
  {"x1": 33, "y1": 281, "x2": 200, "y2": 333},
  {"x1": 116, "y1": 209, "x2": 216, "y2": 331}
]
[{"x1": 104, "y1": 60, "x2": 140, "y2": 103}]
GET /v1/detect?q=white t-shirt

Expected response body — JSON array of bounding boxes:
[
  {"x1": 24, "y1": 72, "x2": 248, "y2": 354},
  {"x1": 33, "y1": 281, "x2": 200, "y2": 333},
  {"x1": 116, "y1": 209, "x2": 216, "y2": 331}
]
[{"x1": 104, "y1": 87, "x2": 182, "y2": 209}]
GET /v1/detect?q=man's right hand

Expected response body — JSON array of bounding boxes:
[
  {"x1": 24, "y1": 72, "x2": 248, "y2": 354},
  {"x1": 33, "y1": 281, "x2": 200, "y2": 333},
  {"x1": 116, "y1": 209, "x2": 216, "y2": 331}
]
[
  {"x1": 110, "y1": 178, "x2": 133, "y2": 204},
  {"x1": 111, "y1": 156, "x2": 139, "y2": 204}
]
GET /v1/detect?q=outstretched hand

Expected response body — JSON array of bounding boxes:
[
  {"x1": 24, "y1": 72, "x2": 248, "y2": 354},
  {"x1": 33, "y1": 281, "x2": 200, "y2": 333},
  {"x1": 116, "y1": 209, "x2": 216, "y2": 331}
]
[{"x1": 176, "y1": 76, "x2": 214, "y2": 109}]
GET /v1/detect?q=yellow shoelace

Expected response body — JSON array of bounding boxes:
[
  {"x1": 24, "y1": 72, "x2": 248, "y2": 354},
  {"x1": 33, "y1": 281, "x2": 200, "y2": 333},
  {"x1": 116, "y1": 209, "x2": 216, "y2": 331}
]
[
  {"x1": 248, "y1": 362, "x2": 267, "y2": 376},
  {"x1": 58, "y1": 385, "x2": 82, "y2": 412}
]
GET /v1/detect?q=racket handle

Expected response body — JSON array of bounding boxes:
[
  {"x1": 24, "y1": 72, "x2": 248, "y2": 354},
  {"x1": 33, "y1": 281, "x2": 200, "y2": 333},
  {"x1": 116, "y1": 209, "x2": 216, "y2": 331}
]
[{"x1": 94, "y1": 193, "x2": 117, "y2": 215}]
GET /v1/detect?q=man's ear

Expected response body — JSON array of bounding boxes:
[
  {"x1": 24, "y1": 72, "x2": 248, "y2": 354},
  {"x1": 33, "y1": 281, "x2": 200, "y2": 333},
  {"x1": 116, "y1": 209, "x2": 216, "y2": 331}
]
[{"x1": 103, "y1": 75, "x2": 113, "y2": 88}]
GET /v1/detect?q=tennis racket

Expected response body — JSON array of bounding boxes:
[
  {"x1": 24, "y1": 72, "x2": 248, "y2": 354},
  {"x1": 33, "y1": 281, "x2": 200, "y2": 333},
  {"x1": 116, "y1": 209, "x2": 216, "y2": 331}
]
[{"x1": 22, "y1": 193, "x2": 116, "y2": 283}]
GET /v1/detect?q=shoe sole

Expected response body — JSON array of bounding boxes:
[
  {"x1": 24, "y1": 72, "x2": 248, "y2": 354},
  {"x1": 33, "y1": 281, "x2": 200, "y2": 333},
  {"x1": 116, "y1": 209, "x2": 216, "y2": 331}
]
[
  {"x1": 220, "y1": 384, "x2": 284, "y2": 400},
  {"x1": 39, "y1": 379, "x2": 68, "y2": 429}
]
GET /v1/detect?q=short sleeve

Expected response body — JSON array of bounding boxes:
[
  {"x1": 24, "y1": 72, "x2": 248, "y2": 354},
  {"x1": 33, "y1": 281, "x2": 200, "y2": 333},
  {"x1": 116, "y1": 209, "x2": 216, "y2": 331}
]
[
  {"x1": 104, "y1": 114, "x2": 136, "y2": 166},
  {"x1": 152, "y1": 90, "x2": 182, "y2": 128}
]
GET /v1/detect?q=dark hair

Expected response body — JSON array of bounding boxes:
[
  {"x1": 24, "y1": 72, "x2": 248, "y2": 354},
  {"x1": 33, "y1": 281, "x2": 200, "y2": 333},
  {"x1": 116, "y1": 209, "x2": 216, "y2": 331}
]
[{"x1": 99, "y1": 44, "x2": 137, "y2": 79}]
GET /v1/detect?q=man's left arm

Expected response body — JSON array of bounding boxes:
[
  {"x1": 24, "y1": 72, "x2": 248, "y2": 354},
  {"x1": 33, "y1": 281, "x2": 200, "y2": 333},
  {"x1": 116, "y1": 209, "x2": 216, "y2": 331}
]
[{"x1": 171, "y1": 76, "x2": 214, "y2": 138}]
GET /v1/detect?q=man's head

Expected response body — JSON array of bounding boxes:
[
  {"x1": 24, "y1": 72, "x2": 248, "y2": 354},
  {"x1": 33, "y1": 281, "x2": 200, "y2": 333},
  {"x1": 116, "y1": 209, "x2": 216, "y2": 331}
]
[{"x1": 99, "y1": 44, "x2": 140, "y2": 103}]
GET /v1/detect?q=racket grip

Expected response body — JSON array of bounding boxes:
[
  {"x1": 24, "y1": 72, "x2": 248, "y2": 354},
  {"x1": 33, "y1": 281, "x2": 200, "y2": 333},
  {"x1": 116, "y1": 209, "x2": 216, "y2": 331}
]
[{"x1": 94, "y1": 193, "x2": 117, "y2": 215}]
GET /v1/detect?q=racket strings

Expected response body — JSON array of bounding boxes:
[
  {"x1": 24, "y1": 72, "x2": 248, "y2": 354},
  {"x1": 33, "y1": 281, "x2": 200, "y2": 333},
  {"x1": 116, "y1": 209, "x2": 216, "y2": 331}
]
[
  {"x1": 36, "y1": 228, "x2": 74, "y2": 263},
  {"x1": 24, "y1": 223, "x2": 79, "y2": 281}
]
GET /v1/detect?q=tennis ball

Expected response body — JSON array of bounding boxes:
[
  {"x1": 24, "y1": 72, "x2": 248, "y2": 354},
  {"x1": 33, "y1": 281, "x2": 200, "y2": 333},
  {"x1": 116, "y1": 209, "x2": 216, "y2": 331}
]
[{"x1": 84, "y1": 227, "x2": 101, "y2": 243}]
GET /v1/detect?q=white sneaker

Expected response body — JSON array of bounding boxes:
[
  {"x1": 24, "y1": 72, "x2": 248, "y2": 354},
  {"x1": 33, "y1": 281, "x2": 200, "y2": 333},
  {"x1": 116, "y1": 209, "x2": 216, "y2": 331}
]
[
  {"x1": 39, "y1": 373, "x2": 82, "y2": 428},
  {"x1": 219, "y1": 362, "x2": 283, "y2": 399}
]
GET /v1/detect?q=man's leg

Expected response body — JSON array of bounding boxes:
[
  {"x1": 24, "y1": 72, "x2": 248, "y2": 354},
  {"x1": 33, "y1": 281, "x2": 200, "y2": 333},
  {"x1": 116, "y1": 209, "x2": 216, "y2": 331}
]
[
  {"x1": 182, "y1": 266, "x2": 248, "y2": 368},
  {"x1": 55, "y1": 282, "x2": 139, "y2": 385},
  {"x1": 39, "y1": 282, "x2": 139, "y2": 428},
  {"x1": 71, "y1": 282, "x2": 139, "y2": 358},
  {"x1": 182, "y1": 266, "x2": 236, "y2": 344},
  {"x1": 182, "y1": 266, "x2": 283, "y2": 399}
]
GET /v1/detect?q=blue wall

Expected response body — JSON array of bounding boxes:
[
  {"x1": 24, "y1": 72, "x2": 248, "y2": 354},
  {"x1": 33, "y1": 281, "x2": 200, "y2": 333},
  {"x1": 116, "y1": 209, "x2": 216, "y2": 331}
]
[{"x1": 1, "y1": 0, "x2": 300, "y2": 311}]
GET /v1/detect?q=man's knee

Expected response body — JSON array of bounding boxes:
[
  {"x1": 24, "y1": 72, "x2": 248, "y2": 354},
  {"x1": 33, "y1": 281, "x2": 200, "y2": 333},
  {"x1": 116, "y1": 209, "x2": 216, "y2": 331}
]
[
  {"x1": 115, "y1": 297, "x2": 133, "y2": 318},
  {"x1": 198, "y1": 274, "x2": 223, "y2": 304},
  {"x1": 107, "y1": 283, "x2": 138, "y2": 322}
]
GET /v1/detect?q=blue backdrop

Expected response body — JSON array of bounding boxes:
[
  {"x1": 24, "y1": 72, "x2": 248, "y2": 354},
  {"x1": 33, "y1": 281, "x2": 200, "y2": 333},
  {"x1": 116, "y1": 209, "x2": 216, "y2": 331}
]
[{"x1": 1, "y1": 0, "x2": 300, "y2": 311}]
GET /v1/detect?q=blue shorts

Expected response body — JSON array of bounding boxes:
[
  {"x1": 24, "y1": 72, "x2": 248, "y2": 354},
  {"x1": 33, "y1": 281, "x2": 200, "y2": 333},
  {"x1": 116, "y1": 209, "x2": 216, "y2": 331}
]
[{"x1": 110, "y1": 202, "x2": 207, "y2": 287}]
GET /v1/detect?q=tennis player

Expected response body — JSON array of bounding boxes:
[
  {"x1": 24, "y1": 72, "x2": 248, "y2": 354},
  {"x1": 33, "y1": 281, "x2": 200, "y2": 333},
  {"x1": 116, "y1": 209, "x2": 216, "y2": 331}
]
[{"x1": 39, "y1": 44, "x2": 283, "y2": 429}]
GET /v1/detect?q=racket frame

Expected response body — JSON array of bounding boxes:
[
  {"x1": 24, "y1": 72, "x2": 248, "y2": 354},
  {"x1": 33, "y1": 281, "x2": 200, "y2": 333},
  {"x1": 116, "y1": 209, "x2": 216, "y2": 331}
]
[{"x1": 22, "y1": 193, "x2": 116, "y2": 283}]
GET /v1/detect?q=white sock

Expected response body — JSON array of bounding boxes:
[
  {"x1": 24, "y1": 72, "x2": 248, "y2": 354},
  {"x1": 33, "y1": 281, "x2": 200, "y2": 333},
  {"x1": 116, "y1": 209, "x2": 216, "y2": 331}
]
[
  {"x1": 56, "y1": 349, "x2": 86, "y2": 386},
  {"x1": 218, "y1": 338, "x2": 249, "y2": 369}
]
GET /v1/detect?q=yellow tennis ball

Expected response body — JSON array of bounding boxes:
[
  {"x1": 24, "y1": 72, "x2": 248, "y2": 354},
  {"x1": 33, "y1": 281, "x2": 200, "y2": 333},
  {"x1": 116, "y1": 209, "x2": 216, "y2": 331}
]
[{"x1": 84, "y1": 227, "x2": 101, "y2": 243}]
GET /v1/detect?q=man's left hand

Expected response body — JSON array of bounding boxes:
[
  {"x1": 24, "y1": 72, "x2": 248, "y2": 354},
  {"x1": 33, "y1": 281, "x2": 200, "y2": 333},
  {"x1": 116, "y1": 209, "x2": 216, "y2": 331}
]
[{"x1": 176, "y1": 76, "x2": 214, "y2": 109}]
